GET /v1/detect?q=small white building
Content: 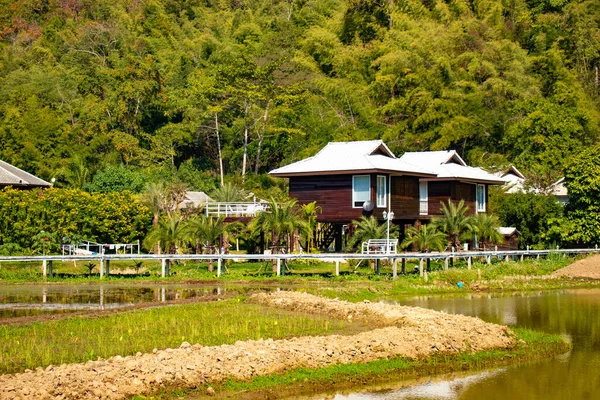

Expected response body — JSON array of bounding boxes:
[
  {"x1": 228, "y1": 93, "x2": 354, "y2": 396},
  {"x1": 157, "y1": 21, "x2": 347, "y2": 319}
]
[
  {"x1": 548, "y1": 177, "x2": 568, "y2": 205},
  {"x1": 493, "y1": 166, "x2": 526, "y2": 194}
]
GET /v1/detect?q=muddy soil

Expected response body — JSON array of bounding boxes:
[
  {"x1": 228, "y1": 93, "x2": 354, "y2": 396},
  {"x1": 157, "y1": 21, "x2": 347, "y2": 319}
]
[
  {"x1": 552, "y1": 255, "x2": 600, "y2": 279},
  {"x1": 0, "y1": 292, "x2": 516, "y2": 400}
]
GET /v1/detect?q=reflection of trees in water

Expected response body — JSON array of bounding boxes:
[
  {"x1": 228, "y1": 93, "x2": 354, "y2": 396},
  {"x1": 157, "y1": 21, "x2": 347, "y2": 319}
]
[
  {"x1": 386, "y1": 290, "x2": 600, "y2": 400},
  {"x1": 0, "y1": 285, "x2": 261, "y2": 316}
]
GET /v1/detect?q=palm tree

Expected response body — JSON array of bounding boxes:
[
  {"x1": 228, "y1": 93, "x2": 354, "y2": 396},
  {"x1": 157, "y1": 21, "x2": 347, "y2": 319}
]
[
  {"x1": 211, "y1": 182, "x2": 248, "y2": 202},
  {"x1": 434, "y1": 200, "x2": 474, "y2": 249},
  {"x1": 401, "y1": 224, "x2": 447, "y2": 252},
  {"x1": 346, "y1": 216, "x2": 398, "y2": 250},
  {"x1": 143, "y1": 213, "x2": 188, "y2": 255},
  {"x1": 301, "y1": 201, "x2": 321, "y2": 251},
  {"x1": 250, "y1": 197, "x2": 310, "y2": 271},
  {"x1": 186, "y1": 215, "x2": 229, "y2": 272},
  {"x1": 471, "y1": 213, "x2": 503, "y2": 250},
  {"x1": 140, "y1": 183, "x2": 165, "y2": 229},
  {"x1": 63, "y1": 156, "x2": 90, "y2": 189}
]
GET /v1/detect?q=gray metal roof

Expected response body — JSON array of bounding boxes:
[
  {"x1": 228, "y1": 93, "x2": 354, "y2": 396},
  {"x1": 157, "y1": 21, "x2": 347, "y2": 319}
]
[
  {"x1": 0, "y1": 160, "x2": 51, "y2": 188},
  {"x1": 270, "y1": 140, "x2": 436, "y2": 177},
  {"x1": 179, "y1": 191, "x2": 213, "y2": 208},
  {"x1": 271, "y1": 142, "x2": 504, "y2": 184},
  {"x1": 399, "y1": 150, "x2": 505, "y2": 184}
]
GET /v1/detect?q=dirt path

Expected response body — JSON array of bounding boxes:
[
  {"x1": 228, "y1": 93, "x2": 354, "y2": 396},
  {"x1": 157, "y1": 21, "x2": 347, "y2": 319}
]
[
  {"x1": 0, "y1": 292, "x2": 516, "y2": 400},
  {"x1": 552, "y1": 255, "x2": 600, "y2": 279}
]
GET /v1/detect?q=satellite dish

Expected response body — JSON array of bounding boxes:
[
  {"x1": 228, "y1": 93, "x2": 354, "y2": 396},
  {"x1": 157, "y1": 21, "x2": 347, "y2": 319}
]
[{"x1": 362, "y1": 200, "x2": 374, "y2": 212}]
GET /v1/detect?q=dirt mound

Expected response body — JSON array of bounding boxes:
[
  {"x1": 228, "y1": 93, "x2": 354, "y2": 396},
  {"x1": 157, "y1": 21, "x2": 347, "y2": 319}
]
[
  {"x1": 0, "y1": 292, "x2": 516, "y2": 400},
  {"x1": 552, "y1": 255, "x2": 600, "y2": 279}
]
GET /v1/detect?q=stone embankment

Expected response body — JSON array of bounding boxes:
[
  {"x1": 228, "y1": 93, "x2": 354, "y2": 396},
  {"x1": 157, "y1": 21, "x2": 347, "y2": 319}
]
[{"x1": 0, "y1": 292, "x2": 516, "y2": 399}]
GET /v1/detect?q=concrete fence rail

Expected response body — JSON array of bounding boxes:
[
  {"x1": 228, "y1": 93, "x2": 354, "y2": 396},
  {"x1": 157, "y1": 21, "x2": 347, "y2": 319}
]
[{"x1": 1, "y1": 247, "x2": 598, "y2": 279}]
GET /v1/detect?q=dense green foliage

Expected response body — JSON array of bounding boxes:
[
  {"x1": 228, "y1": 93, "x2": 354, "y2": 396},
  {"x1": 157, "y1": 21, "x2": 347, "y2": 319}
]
[
  {"x1": 0, "y1": 0, "x2": 598, "y2": 190},
  {"x1": 0, "y1": 188, "x2": 151, "y2": 252},
  {"x1": 548, "y1": 145, "x2": 600, "y2": 245},
  {"x1": 490, "y1": 191, "x2": 563, "y2": 248}
]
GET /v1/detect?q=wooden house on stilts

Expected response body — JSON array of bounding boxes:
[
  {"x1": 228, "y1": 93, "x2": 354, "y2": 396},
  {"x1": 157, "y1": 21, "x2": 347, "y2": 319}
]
[{"x1": 270, "y1": 140, "x2": 504, "y2": 251}]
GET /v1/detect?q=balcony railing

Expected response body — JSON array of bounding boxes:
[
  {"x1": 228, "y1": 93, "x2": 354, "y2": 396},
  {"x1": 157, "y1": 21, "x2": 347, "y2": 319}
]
[{"x1": 205, "y1": 202, "x2": 270, "y2": 218}]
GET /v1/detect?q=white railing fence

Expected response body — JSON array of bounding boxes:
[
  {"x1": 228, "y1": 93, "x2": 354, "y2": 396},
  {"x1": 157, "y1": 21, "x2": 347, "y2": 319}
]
[
  {"x1": 204, "y1": 202, "x2": 270, "y2": 218},
  {"x1": 2, "y1": 247, "x2": 599, "y2": 279}
]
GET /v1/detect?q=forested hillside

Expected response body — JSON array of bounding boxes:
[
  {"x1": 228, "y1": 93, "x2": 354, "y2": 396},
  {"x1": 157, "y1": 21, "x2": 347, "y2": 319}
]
[{"x1": 1, "y1": 0, "x2": 599, "y2": 192}]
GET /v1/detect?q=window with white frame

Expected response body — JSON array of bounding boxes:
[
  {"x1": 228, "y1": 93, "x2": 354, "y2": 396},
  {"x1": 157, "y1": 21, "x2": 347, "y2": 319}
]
[
  {"x1": 376, "y1": 176, "x2": 386, "y2": 208},
  {"x1": 352, "y1": 175, "x2": 371, "y2": 208},
  {"x1": 477, "y1": 184, "x2": 486, "y2": 212},
  {"x1": 419, "y1": 181, "x2": 428, "y2": 215}
]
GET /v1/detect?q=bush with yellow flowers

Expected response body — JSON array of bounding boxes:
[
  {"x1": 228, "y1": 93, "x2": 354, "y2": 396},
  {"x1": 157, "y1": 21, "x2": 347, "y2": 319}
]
[{"x1": 0, "y1": 187, "x2": 152, "y2": 253}]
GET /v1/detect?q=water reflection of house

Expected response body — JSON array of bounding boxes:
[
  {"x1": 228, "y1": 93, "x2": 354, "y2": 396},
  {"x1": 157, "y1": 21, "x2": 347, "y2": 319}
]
[
  {"x1": 0, "y1": 160, "x2": 51, "y2": 190},
  {"x1": 270, "y1": 140, "x2": 504, "y2": 251}
]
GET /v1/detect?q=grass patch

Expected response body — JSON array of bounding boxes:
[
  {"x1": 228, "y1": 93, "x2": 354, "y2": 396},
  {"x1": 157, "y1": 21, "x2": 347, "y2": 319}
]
[
  {"x1": 0, "y1": 299, "x2": 365, "y2": 374},
  {"x1": 135, "y1": 328, "x2": 568, "y2": 399}
]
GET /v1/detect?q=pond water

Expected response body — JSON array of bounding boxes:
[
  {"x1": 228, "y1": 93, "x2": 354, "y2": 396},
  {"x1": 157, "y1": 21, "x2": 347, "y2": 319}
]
[
  {"x1": 0, "y1": 284, "x2": 261, "y2": 319},
  {"x1": 331, "y1": 289, "x2": 600, "y2": 400}
]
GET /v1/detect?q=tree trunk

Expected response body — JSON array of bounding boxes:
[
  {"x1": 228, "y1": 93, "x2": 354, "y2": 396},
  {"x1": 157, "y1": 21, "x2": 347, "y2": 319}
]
[
  {"x1": 215, "y1": 113, "x2": 224, "y2": 187},
  {"x1": 254, "y1": 100, "x2": 271, "y2": 174},
  {"x1": 287, "y1": 0, "x2": 294, "y2": 20},
  {"x1": 242, "y1": 98, "x2": 249, "y2": 181},
  {"x1": 153, "y1": 213, "x2": 160, "y2": 254},
  {"x1": 271, "y1": 231, "x2": 278, "y2": 273},
  {"x1": 207, "y1": 243, "x2": 214, "y2": 272}
]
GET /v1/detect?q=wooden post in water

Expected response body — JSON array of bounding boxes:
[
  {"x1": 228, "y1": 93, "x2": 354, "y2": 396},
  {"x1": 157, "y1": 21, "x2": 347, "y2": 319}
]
[
  {"x1": 161, "y1": 258, "x2": 166, "y2": 278},
  {"x1": 335, "y1": 260, "x2": 340, "y2": 276},
  {"x1": 276, "y1": 258, "x2": 281, "y2": 276},
  {"x1": 419, "y1": 258, "x2": 424, "y2": 277},
  {"x1": 392, "y1": 258, "x2": 397, "y2": 280},
  {"x1": 467, "y1": 256, "x2": 472, "y2": 270}
]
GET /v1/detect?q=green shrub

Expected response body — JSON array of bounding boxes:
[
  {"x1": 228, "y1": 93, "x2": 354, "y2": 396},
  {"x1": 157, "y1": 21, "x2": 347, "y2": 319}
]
[{"x1": 0, "y1": 187, "x2": 152, "y2": 250}]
